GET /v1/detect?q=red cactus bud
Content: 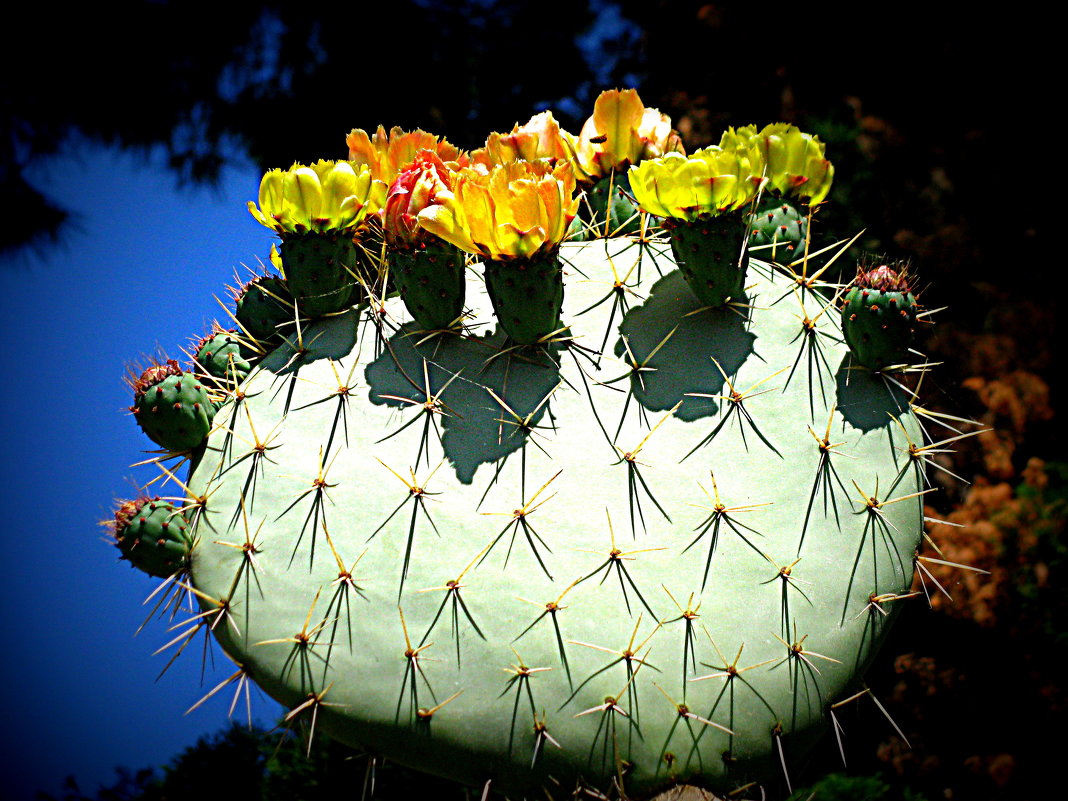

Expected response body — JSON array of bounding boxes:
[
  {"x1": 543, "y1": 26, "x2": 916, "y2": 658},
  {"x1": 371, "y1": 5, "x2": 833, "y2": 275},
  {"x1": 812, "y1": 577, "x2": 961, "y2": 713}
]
[
  {"x1": 855, "y1": 263, "x2": 913, "y2": 293},
  {"x1": 132, "y1": 359, "x2": 182, "y2": 397},
  {"x1": 384, "y1": 150, "x2": 455, "y2": 248}
]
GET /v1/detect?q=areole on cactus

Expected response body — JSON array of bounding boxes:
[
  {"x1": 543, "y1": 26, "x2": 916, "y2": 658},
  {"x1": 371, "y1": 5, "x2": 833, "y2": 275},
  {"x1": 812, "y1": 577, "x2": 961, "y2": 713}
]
[{"x1": 107, "y1": 88, "x2": 974, "y2": 801}]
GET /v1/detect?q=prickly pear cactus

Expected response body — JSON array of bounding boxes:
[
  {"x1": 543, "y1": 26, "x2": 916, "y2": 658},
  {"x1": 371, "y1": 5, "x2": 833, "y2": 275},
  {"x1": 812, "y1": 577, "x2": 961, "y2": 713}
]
[
  {"x1": 168, "y1": 237, "x2": 920, "y2": 798},
  {"x1": 108, "y1": 91, "x2": 956, "y2": 800},
  {"x1": 233, "y1": 273, "x2": 294, "y2": 344},
  {"x1": 193, "y1": 330, "x2": 253, "y2": 387},
  {"x1": 747, "y1": 198, "x2": 807, "y2": 265}
]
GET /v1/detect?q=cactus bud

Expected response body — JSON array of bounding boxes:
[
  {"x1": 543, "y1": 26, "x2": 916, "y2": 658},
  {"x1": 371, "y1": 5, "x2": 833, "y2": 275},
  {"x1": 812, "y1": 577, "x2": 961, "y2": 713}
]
[
  {"x1": 128, "y1": 360, "x2": 213, "y2": 451},
  {"x1": 842, "y1": 260, "x2": 920, "y2": 371},
  {"x1": 109, "y1": 496, "x2": 192, "y2": 578}
]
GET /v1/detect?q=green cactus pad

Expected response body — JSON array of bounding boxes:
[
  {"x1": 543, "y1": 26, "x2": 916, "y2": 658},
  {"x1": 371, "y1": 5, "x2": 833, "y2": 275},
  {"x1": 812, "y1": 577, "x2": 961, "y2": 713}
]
[
  {"x1": 194, "y1": 330, "x2": 253, "y2": 387},
  {"x1": 182, "y1": 240, "x2": 923, "y2": 798},
  {"x1": 583, "y1": 171, "x2": 643, "y2": 238},
  {"x1": 747, "y1": 196, "x2": 807, "y2": 265},
  {"x1": 390, "y1": 242, "x2": 467, "y2": 331},
  {"x1": 667, "y1": 213, "x2": 749, "y2": 308},
  {"x1": 842, "y1": 266, "x2": 919, "y2": 371},
  {"x1": 483, "y1": 251, "x2": 564, "y2": 345},
  {"x1": 280, "y1": 232, "x2": 358, "y2": 316},
  {"x1": 130, "y1": 361, "x2": 213, "y2": 451},
  {"x1": 111, "y1": 497, "x2": 192, "y2": 578},
  {"x1": 235, "y1": 276, "x2": 293, "y2": 343}
]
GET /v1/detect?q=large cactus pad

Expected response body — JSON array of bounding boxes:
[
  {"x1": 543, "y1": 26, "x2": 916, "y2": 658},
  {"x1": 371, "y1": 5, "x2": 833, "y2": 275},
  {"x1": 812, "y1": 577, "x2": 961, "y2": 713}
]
[{"x1": 182, "y1": 239, "x2": 923, "y2": 798}]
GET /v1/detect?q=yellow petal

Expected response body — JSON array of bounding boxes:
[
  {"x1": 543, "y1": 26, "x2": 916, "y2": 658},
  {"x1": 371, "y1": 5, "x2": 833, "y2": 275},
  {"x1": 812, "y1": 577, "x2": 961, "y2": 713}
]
[
  {"x1": 247, "y1": 200, "x2": 274, "y2": 231},
  {"x1": 284, "y1": 167, "x2": 323, "y2": 228},
  {"x1": 321, "y1": 161, "x2": 358, "y2": 216},
  {"x1": 498, "y1": 223, "x2": 547, "y2": 259},
  {"x1": 258, "y1": 170, "x2": 285, "y2": 219},
  {"x1": 417, "y1": 203, "x2": 478, "y2": 254}
]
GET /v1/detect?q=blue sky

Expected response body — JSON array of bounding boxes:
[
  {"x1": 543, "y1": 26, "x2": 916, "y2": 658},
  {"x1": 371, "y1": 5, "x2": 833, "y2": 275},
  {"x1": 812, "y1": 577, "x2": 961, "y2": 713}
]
[{"x1": 0, "y1": 141, "x2": 283, "y2": 799}]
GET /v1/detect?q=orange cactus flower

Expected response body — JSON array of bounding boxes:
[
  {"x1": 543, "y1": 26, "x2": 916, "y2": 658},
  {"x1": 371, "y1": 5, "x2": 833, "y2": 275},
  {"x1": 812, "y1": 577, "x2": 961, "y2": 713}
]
[
  {"x1": 418, "y1": 160, "x2": 578, "y2": 261},
  {"x1": 471, "y1": 111, "x2": 577, "y2": 169},
  {"x1": 345, "y1": 126, "x2": 466, "y2": 210},
  {"x1": 573, "y1": 89, "x2": 684, "y2": 183}
]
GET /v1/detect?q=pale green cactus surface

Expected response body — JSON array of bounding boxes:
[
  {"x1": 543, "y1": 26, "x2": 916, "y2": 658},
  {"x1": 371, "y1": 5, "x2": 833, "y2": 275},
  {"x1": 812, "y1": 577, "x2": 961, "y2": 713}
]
[{"x1": 180, "y1": 238, "x2": 924, "y2": 798}]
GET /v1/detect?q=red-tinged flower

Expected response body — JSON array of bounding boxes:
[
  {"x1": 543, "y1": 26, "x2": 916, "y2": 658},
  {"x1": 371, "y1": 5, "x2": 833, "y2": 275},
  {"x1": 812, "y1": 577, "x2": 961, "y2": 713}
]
[{"x1": 383, "y1": 150, "x2": 457, "y2": 248}]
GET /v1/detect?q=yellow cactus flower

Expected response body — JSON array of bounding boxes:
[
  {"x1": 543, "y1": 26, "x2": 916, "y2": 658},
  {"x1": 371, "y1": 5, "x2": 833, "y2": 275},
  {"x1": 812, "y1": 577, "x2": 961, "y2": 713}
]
[
  {"x1": 573, "y1": 88, "x2": 684, "y2": 183},
  {"x1": 718, "y1": 123, "x2": 834, "y2": 205},
  {"x1": 471, "y1": 111, "x2": 577, "y2": 168},
  {"x1": 629, "y1": 147, "x2": 766, "y2": 222},
  {"x1": 418, "y1": 160, "x2": 578, "y2": 261},
  {"x1": 346, "y1": 126, "x2": 467, "y2": 210},
  {"x1": 247, "y1": 160, "x2": 380, "y2": 236}
]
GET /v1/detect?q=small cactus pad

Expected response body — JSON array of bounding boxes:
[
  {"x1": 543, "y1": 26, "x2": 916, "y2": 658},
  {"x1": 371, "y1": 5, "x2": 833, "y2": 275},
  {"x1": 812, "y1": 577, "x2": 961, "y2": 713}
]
[
  {"x1": 129, "y1": 360, "x2": 213, "y2": 451},
  {"x1": 390, "y1": 242, "x2": 467, "y2": 331},
  {"x1": 583, "y1": 171, "x2": 643, "y2": 237},
  {"x1": 747, "y1": 196, "x2": 807, "y2": 265},
  {"x1": 234, "y1": 275, "x2": 293, "y2": 343},
  {"x1": 184, "y1": 240, "x2": 923, "y2": 797},
  {"x1": 280, "y1": 232, "x2": 358, "y2": 316},
  {"x1": 665, "y1": 213, "x2": 749, "y2": 308},
  {"x1": 110, "y1": 497, "x2": 192, "y2": 578},
  {"x1": 842, "y1": 263, "x2": 919, "y2": 371},
  {"x1": 483, "y1": 251, "x2": 564, "y2": 345},
  {"x1": 194, "y1": 330, "x2": 252, "y2": 386}
]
